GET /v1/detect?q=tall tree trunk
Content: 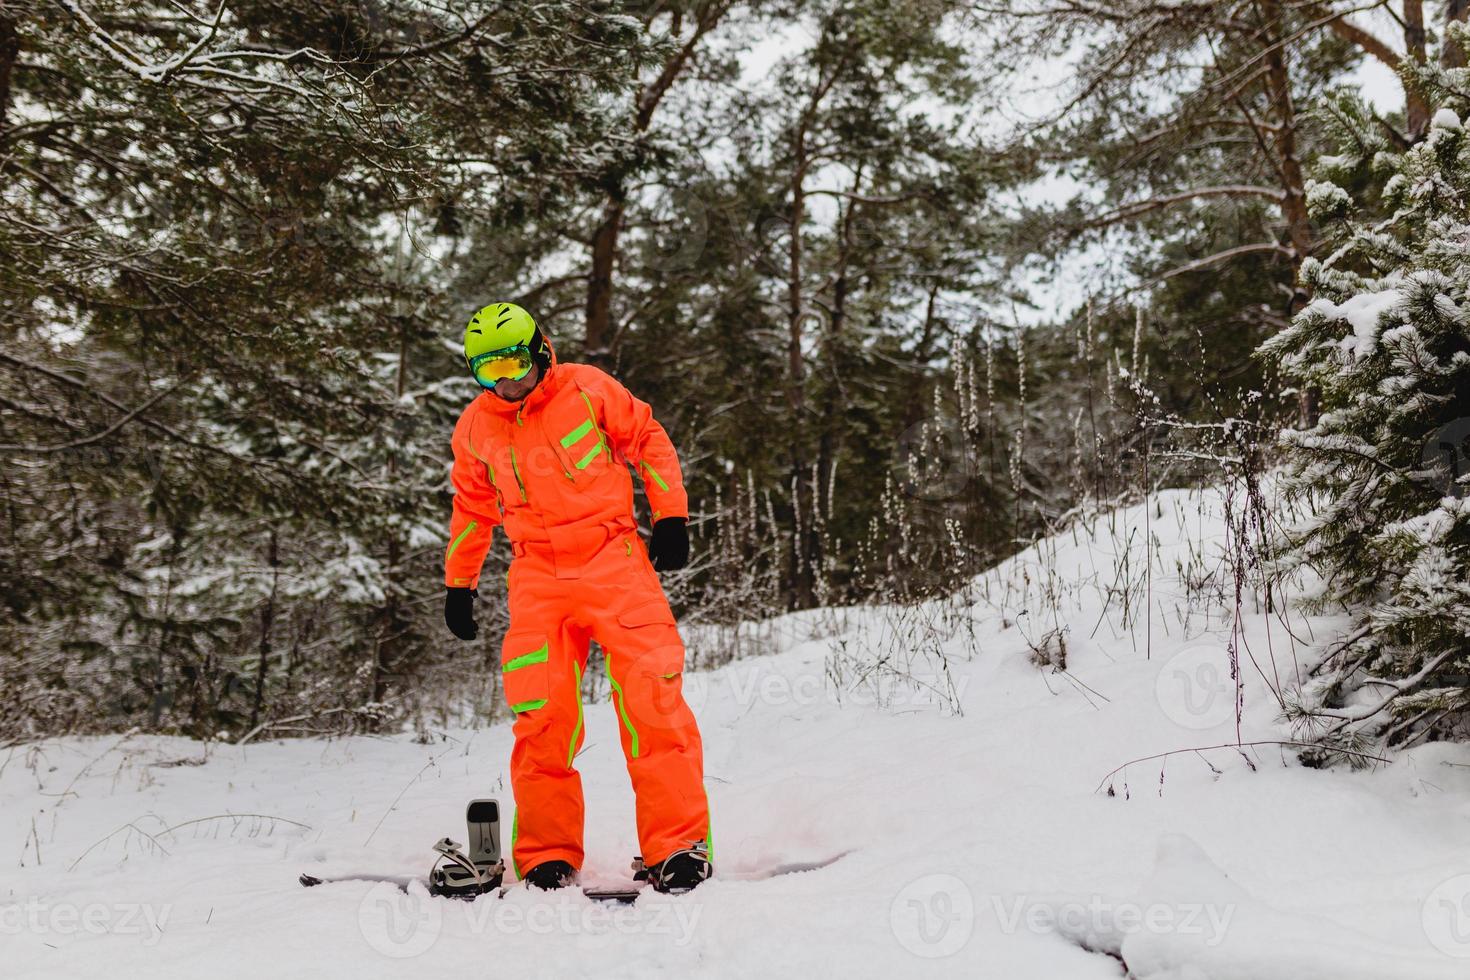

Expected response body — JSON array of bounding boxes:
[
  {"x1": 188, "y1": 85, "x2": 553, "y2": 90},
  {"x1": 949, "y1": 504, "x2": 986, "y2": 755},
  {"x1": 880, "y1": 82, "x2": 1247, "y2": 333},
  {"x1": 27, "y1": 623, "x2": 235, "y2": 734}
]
[
  {"x1": 1445, "y1": 0, "x2": 1470, "y2": 69},
  {"x1": 1258, "y1": 0, "x2": 1316, "y2": 423},
  {"x1": 786, "y1": 127, "x2": 813, "y2": 608},
  {"x1": 810, "y1": 167, "x2": 862, "y2": 604},
  {"x1": 787, "y1": 165, "x2": 806, "y2": 418},
  {"x1": 778, "y1": 44, "x2": 848, "y2": 609},
  {"x1": 1403, "y1": 0, "x2": 1431, "y2": 138},
  {"x1": 1317, "y1": 0, "x2": 1432, "y2": 138},
  {"x1": 250, "y1": 528, "x2": 279, "y2": 731},
  {"x1": 583, "y1": 5, "x2": 731, "y2": 360},
  {"x1": 152, "y1": 534, "x2": 183, "y2": 729},
  {"x1": 1258, "y1": 0, "x2": 1312, "y2": 270},
  {"x1": 0, "y1": 16, "x2": 17, "y2": 141},
  {"x1": 585, "y1": 191, "x2": 623, "y2": 367},
  {"x1": 371, "y1": 318, "x2": 412, "y2": 709},
  {"x1": 285, "y1": 613, "x2": 302, "y2": 696}
]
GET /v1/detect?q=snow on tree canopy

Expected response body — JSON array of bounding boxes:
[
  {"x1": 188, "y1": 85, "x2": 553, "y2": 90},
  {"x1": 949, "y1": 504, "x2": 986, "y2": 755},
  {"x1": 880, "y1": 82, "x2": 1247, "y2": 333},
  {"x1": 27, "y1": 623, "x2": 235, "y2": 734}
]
[
  {"x1": 1302, "y1": 287, "x2": 1403, "y2": 360},
  {"x1": 1432, "y1": 108, "x2": 1463, "y2": 131}
]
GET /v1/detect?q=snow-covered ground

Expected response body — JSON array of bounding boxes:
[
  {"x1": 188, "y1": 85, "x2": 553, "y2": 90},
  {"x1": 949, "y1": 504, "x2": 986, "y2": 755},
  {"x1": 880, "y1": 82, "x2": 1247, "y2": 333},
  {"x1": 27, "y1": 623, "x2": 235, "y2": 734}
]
[{"x1": 5, "y1": 486, "x2": 1470, "y2": 979}]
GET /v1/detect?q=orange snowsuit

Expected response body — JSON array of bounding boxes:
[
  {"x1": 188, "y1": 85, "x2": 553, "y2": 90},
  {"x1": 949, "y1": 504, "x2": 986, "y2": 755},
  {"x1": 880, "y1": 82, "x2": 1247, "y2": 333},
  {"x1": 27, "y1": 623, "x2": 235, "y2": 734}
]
[{"x1": 444, "y1": 341, "x2": 709, "y2": 876}]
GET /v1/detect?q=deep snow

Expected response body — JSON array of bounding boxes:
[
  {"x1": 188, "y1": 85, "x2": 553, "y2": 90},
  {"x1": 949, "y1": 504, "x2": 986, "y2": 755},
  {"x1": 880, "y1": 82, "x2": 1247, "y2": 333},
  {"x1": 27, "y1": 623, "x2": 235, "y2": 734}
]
[{"x1": 5, "y1": 486, "x2": 1470, "y2": 979}]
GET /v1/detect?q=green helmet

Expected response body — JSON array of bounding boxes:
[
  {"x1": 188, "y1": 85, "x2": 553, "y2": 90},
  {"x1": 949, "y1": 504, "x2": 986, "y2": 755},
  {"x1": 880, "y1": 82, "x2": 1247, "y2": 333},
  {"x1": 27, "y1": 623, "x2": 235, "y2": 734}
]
[{"x1": 464, "y1": 302, "x2": 538, "y2": 365}]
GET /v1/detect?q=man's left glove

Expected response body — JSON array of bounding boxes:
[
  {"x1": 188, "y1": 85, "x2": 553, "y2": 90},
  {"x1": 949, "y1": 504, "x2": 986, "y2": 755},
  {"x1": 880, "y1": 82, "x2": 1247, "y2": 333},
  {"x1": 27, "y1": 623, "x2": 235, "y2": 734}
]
[
  {"x1": 444, "y1": 587, "x2": 478, "y2": 640},
  {"x1": 648, "y1": 517, "x2": 690, "y2": 571}
]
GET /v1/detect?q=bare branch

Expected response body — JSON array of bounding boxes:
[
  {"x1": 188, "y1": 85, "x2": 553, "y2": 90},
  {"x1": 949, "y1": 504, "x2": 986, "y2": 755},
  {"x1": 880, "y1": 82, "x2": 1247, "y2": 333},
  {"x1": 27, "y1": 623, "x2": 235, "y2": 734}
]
[
  {"x1": 1085, "y1": 185, "x2": 1286, "y2": 229},
  {"x1": 0, "y1": 380, "x2": 184, "y2": 453},
  {"x1": 1154, "y1": 241, "x2": 1296, "y2": 281}
]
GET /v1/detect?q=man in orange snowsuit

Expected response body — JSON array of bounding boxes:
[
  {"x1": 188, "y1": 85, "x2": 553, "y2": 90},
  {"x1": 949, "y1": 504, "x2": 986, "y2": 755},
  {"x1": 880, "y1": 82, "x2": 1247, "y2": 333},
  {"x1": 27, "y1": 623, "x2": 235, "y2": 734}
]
[{"x1": 442, "y1": 302, "x2": 711, "y2": 894}]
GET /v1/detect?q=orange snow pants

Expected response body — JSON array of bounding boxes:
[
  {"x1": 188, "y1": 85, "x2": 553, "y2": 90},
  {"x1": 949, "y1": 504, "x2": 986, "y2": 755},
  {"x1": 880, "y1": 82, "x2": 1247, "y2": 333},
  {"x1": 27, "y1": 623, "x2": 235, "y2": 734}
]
[{"x1": 501, "y1": 524, "x2": 708, "y2": 877}]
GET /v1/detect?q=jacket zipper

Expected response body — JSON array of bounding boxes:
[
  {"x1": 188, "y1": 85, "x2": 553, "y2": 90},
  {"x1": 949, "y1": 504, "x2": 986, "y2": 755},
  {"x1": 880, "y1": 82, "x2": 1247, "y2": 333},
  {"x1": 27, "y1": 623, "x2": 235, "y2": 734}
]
[
  {"x1": 527, "y1": 390, "x2": 575, "y2": 482},
  {"x1": 508, "y1": 446, "x2": 528, "y2": 502},
  {"x1": 544, "y1": 424, "x2": 576, "y2": 483},
  {"x1": 446, "y1": 520, "x2": 478, "y2": 561}
]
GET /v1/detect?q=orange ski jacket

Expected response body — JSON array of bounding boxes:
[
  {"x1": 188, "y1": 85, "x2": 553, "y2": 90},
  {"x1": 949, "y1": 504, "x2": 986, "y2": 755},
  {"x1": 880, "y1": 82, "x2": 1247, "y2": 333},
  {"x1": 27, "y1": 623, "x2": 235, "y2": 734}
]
[{"x1": 444, "y1": 342, "x2": 688, "y2": 588}]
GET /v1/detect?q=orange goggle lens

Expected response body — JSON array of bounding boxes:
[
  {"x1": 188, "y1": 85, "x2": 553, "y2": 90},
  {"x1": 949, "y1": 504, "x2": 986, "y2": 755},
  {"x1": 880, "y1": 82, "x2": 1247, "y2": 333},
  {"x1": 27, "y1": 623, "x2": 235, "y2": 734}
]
[{"x1": 470, "y1": 346, "x2": 533, "y2": 388}]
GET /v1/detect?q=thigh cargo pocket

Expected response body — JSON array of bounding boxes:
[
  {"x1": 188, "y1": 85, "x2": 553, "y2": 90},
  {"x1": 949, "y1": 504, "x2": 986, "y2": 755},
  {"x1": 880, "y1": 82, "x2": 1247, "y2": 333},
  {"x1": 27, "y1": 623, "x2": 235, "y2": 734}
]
[
  {"x1": 611, "y1": 600, "x2": 692, "y2": 741},
  {"x1": 501, "y1": 631, "x2": 550, "y2": 714},
  {"x1": 616, "y1": 599, "x2": 684, "y2": 676}
]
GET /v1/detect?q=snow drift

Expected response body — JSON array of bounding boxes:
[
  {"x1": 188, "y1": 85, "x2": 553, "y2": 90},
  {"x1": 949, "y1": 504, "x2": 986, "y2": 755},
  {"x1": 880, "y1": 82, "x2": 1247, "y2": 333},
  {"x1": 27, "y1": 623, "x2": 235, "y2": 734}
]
[{"x1": 4, "y1": 486, "x2": 1470, "y2": 978}]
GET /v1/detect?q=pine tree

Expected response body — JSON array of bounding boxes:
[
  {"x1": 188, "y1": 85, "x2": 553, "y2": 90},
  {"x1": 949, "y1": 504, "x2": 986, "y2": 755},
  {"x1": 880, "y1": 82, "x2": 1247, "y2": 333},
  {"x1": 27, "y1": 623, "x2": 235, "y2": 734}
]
[
  {"x1": 1261, "y1": 31, "x2": 1470, "y2": 749},
  {"x1": 0, "y1": 1, "x2": 655, "y2": 738}
]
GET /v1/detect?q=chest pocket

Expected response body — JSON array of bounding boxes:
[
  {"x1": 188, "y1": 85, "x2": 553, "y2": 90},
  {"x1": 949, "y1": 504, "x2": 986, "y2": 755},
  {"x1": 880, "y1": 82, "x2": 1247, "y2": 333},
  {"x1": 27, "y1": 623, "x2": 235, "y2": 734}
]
[{"x1": 548, "y1": 388, "x2": 611, "y2": 476}]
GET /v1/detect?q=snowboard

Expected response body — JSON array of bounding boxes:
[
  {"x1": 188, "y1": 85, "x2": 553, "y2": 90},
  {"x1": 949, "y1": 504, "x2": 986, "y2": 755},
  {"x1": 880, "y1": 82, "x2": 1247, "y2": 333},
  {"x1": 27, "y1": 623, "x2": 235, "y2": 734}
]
[
  {"x1": 299, "y1": 852, "x2": 851, "y2": 904},
  {"x1": 297, "y1": 795, "x2": 848, "y2": 903},
  {"x1": 298, "y1": 870, "x2": 647, "y2": 904}
]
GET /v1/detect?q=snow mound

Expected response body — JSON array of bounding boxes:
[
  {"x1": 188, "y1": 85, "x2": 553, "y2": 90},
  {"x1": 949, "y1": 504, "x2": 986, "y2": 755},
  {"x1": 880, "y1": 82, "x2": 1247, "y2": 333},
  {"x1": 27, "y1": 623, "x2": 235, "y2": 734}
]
[
  {"x1": 5, "y1": 486, "x2": 1470, "y2": 978},
  {"x1": 1119, "y1": 835, "x2": 1463, "y2": 980}
]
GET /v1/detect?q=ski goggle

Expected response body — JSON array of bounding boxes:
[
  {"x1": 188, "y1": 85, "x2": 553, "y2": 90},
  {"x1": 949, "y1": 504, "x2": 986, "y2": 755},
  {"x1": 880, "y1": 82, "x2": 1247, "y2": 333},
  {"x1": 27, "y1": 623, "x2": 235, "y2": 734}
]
[{"x1": 469, "y1": 344, "x2": 534, "y2": 389}]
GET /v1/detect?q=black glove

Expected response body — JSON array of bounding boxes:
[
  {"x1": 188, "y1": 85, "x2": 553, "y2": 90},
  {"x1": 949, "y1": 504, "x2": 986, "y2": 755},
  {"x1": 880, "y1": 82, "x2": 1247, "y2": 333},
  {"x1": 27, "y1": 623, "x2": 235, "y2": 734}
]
[
  {"x1": 648, "y1": 517, "x2": 690, "y2": 572},
  {"x1": 444, "y1": 587, "x2": 478, "y2": 640}
]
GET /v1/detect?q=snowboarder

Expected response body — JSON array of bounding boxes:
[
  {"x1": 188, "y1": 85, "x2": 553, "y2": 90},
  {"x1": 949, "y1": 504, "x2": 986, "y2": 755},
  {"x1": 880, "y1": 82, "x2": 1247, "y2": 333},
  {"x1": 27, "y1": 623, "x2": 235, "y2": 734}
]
[{"x1": 442, "y1": 303, "x2": 712, "y2": 894}]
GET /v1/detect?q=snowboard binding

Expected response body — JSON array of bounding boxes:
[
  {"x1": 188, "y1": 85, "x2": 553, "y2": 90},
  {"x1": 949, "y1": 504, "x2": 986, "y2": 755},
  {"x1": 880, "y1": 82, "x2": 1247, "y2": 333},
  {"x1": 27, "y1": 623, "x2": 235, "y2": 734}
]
[
  {"x1": 427, "y1": 799, "x2": 505, "y2": 899},
  {"x1": 641, "y1": 842, "x2": 713, "y2": 894}
]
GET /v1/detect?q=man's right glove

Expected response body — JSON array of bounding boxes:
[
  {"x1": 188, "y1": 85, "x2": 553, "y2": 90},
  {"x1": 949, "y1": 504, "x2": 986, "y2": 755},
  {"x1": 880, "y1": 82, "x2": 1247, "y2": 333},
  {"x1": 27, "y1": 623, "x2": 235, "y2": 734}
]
[{"x1": 444, "y1": 587, "x2": 478, "y2": 640}]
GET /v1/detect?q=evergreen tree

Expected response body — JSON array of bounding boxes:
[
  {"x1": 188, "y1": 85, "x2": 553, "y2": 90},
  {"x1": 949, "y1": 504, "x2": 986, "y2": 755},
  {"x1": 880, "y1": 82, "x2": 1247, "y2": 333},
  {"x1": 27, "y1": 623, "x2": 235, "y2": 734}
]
[
  {"x1": 0, "y1": 1, "x2": 655, "y2": 738},
  {"x1": 1261, "y1": 35, "x2": 1470, "y2": 748}
]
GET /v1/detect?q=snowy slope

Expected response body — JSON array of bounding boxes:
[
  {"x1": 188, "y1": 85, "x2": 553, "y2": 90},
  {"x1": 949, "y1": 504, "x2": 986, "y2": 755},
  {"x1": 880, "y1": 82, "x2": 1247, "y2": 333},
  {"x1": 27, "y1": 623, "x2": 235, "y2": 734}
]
[{"x1": 5, "y1": 486, "x2": 1470, "y2": 979}]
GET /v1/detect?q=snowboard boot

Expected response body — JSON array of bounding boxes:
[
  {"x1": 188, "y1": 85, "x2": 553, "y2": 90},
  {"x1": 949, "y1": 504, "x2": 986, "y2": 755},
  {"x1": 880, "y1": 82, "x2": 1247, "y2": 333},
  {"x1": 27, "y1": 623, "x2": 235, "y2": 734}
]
[
  {"x1": 523, "y1": 859, "x2": 577, "y2": 891},
  {"x1": 647, "y1": 846, "x2": 712, "y2": 894}
]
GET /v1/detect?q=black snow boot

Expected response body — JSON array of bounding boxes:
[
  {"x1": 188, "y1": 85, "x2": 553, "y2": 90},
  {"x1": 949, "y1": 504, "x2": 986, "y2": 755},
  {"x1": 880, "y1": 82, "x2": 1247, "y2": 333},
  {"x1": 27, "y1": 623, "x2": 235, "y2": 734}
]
[
  {"x1": 648, "y1": 847, "x2": 712, "y2": 894},
  {"x1": 523, "y1": 860, "x2": 577, "y2": 891}
]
